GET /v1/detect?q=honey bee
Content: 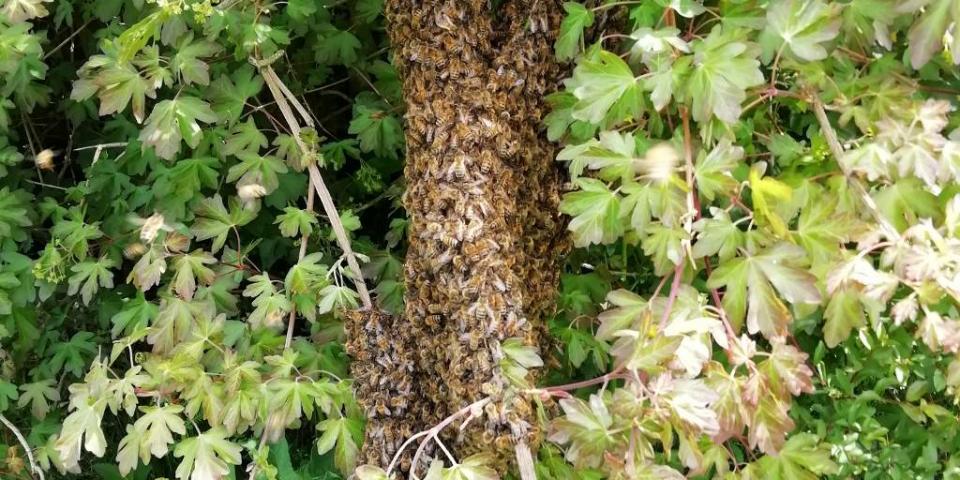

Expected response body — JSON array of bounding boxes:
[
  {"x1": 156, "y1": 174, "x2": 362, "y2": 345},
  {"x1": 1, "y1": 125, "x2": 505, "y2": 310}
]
[
  {"x1": 425, "y1": 314, "x2": 442, "y2": 328},
  {"x1": 445, "y1": 155, "x2": 468, "y2": 180},
  {"x1": 34, "y1": 149, "x2": 56, "y2": 171}
]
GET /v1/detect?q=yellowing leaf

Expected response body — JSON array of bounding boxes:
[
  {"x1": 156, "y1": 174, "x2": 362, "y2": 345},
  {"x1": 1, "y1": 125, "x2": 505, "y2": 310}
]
[
  {"x1": 749, "y1": 163, "x2": 793, "y2": 238},
  {"x1": 18, "y1": 379, "x2": 59, "y2": 419},
  {"x1": 173, "y1": 427, "x2": 242, "y2": 480},
  {"x1": 137, "y1": 404, "x2": 187, "y2": 458},
  {"x1": 1, "y1": 0, "x2": 52, "y2": 23}
]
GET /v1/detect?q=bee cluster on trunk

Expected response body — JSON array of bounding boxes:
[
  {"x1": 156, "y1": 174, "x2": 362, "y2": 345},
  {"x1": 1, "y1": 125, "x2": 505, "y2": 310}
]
[{"x1": 346, "y1": 0, "x2": 572, "y2": 473}]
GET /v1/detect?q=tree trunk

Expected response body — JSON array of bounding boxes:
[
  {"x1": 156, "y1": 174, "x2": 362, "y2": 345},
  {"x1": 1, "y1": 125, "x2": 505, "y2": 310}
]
[{"x1": 347, "y1": 0, "x2": 569, "y2": 473}]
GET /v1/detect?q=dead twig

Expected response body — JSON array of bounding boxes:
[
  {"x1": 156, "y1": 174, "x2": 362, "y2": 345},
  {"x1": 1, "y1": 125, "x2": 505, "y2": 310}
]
[{"x1": 0, "y1": 414, "x2": 44, "y2": 480}]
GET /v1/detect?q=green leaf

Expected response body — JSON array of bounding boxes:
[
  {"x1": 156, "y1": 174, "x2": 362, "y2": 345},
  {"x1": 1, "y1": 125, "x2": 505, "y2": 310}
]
[
  {"x1": 764, "y1": 0, "x2": 842, "y2": 61},
  {"x1": 348, "y1": 100, "x2": 402, "y2": 159},
  {"x1": 754, "y1": 433, "x2": 838, "y2": 479},
  {"x1": 317, "y1": 284, "x2": 359, "y2": 314},
  {"x1": 285, "y1": 252, "x2": 329, "y2": 296},
  {"x1": 749, "y1": 163, "x2": 793, "y2": 237},
  {"x1": 49, "y1": 331, "x2": 97, "y2": 377},
  {"x1": 171, "y1": 35, "x2": 221, "y2": 85},
  {"x1": 173, "y1": 427, "x2": 243, "y2": 480},
  {"x1": 133, "y1": 404, "x2": 187, "y2": 464},
  {"x1": 355, "y1": 465, "x2": 389, "y2": 480},
  {"x1": 695, "y1": 138, "x2": 742, "y2": 201},
  {"x1": 320, "y1": 138, "x2": 361, "y2": 169},
  {"x1": 316, "y1": 416, "x2": 361, "y2": 474},
  {"x1": 794, "y1": 195, "x2": 860, "y2": 268},
  {"x1": 555, "y1": 2, "x2": 595, "y2": 61},
  {"x1": 692, "y1": 208, "x2": 744, "y2": 260},
  {"x1": 685, "y1": 27, "x2": 764, "y2": 123},
  {"x1": 18, "y1": 379, "x2": 59, "y2": 419},
  {"x1": 209, "y1": 66, "x2": 263, "y2": 126},
  {"x1": 287, "y1": 0, "x2": 317, "y2": 20},
  {"x1": 548, "y1": 394, "x2": 617, "y2": 469},
  {"x1": 566, "y1": 50, "x2": 641, "y2": 124},
  {"x1": 72, "y1": 53, "x2": 152, "y2": 123},
  {"x1": 111, "y1": 296, "x2": 158, "y2": 338},
  {"x1": 222, "y1": 118, "x2": 268, "y2": 157},
  {"x1": 67, "y1": 258, "x2": 115, "y2": 305},
  {"x1": 275, "y1": 207, "x2": 318, "y2": 238},
  {"x1": 315, "y1": 27, "x2": 361, "y2": 65},
  {"x1": 641, "y1": 224, "x2": 688, "y2": 276},
  {"x1": 1, "y1": 0, "x2": 53, "y2": 23},
  {"x1": 560, "y1": 178, "x2": 622, "y2": 247},
  {"x1": 354, "y1": 0, "x2": 383, "y2": 23},
  {"x1": 706, "y1": 242, "x2": 821, "y2": 337},
  {"x1": 116, "y1": 425, "x2": 144, "y2": 476},
  {"x1": 226, "y1": 153, "x2": 288, "y2": 194},
  {"x1": 823, "y1": 286, "x2": 865, "y2": 348},
  {"x1": 140, "y1": 96, "x2": 218, "y2": 160},
  {"x1": 191, "y1": 195, "x2": 259, "y2": 252},
  {"x1": 502, "y1": 337, "x2": 544, "y2": 369},
  {"x1": 0, "y1": 187, "x2": 32, "y2": 240},
  {"x1": 127, "y1": 247, "x2": 167, "y2": 292},
  {"x1": 558, "y1": 131, "x2": 639, "y2": 181},
  {"x1": 663, "y1": 0, "x2": 705, "y2": 18},
  {"x1": 0, "y1": 379, "x2": 18, "y2": 412},
  {"x1": 243, "y1": 273, "x2": 292, "y2": 329},
  {"x1": 55, "y1": 392, "x2": 107, "y2": 469}
]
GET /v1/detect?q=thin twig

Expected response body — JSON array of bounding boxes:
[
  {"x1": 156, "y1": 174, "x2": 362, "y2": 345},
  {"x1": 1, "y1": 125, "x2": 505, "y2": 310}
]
[
  {"x1": 532, "y1": 366, "x2": 626, "y2": 396},
  {"x1": 44, "y1": 20, "x2": 92, "y2": 60},
  {"x1": 73, "y1": 142, "x2": 128, "y2": 151},
  {"x1": 401, "y1": 398, "x2": 491, "y2": 478},
  {"x1": 384, "y1": 399, "x2": 492, "y2": 477},
  {"x1": 658, "y1": 264, "x2": 684, "y2": 329},
  {"x1": 284, "y1": 184, "x2": 315, "y2": 350},
  {"x1": 0, "y1": 414, "x2": 44, "y2": 480}
]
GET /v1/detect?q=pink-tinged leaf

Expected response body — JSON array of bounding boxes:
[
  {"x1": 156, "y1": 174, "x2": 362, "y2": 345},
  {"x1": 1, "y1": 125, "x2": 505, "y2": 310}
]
[
  {"x1": 748, "y1": 393, "x2": 795, "y2": 454},
  {"x1": 705, "y1": 363, "x2": 748, "y2": 442},
  {"x1": 760, "y1": 340, "x2": 815, "y2": 397}
]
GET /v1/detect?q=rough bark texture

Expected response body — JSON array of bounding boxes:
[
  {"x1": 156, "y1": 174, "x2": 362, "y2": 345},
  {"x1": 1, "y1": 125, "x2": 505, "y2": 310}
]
[{"x1": 347, "y1": 0, "x2": 569, "y2": 473}]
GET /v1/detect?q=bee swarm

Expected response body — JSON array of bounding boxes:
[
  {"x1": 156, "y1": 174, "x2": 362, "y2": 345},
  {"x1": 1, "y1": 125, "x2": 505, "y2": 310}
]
[{"x1": 346, "y1": 0, "x2": 571, "y2": 473}]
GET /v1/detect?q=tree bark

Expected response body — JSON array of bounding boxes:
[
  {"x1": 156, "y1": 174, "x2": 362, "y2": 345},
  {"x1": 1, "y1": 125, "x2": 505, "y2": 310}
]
[{"x1": 348, "y1": 0, "x2": 569, "y2": 473}]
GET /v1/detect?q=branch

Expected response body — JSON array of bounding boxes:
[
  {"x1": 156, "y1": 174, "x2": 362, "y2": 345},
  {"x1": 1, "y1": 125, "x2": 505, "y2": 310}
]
[
  {"x1": 514, "y1": 440, "x2": 538, "y2": 480},
  {"x1": 0, "y1": 414, "x2": 44, "y2": 480},
  {"x1": 386, "y1": 398, "x2": 492, "y2": 478},
  {"x1": 808, "y1": 91, "x2": 901, "y2": 242},
  {"x1": 259, "y1": 64, "x2": 372, "y2": 309},
  {"x1": 285, "y1": 183, "x2": 315, "y2": 350}
]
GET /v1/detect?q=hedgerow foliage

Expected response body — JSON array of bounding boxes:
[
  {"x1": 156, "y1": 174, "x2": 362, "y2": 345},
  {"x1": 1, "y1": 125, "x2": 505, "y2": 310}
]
[
  {"x1": 0, "y1": 0, "x2": 959, "y2": 479},
  {"x1": 0, "y1": 0, "x2": 402, "y2": 478}
]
